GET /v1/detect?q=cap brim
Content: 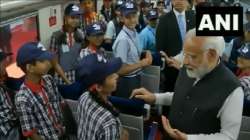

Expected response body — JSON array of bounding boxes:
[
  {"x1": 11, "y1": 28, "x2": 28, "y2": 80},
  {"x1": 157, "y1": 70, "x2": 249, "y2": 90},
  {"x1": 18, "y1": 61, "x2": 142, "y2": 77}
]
[
  {"x1": 123, "y1": 10, "x2": 138, "y2": 16},
  {"x1": 147, "y1": 16, "x2": 158, "y2": 20},
  {"x1": 89, "y1": 31, "x2": 105, "y2": 36},
  {"x1": 37, "y1": 51, "x2": 55, "y2": 61},
  {"x1": 68, "y1": 10, "x2": 83, "y2": 16},
  {"x1": 105, "y1": 57, "x2": 122, "y2": 75}
]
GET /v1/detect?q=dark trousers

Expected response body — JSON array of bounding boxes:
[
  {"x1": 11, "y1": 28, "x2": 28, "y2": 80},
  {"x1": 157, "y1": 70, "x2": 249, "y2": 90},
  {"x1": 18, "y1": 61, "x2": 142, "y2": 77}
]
[{"x1": 114, "y1": 75, "x2": 141, "y2": 98}]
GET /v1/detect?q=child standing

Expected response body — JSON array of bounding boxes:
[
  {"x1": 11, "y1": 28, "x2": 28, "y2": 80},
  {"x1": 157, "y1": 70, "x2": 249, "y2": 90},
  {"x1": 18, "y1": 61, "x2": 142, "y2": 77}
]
[
  {"x1": 139, "y1": 9, "x2": 159, "y2": 54},
  {"x1": 112, "y1": 1, "x2": 152, "y2": 98},
  {"x1": 0, "y1": 50, "x2": 20, "y2": 140},
  {"x1": 104, "y1": 0, "x2": 124, "y2": 51},
  {"x1": 79, "y1": 22, "x2": 106, "y2": 59},
  {"x1": 50, "y1": 3, "x2": 84, "y2": 85},
  {"x1": 15, "y1": 42, "x2": 66, "y2": 140}
]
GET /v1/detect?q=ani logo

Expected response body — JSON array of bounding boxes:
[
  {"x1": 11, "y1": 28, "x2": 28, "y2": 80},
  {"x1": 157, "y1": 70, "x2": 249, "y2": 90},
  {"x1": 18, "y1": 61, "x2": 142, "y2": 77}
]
[{"x1": 196, "y1": 6, "x2": 243, "y2": 36}]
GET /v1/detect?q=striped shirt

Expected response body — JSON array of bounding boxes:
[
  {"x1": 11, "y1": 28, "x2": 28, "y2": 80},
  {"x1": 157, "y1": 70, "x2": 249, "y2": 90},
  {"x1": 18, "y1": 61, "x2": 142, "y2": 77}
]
[
  {"x1": 77, "y1": 92, "x2": 121, "y2": 140},
  {"x1": 79, "y1": 47, "x2": 106, "y2": 59},
  {"x1": 15, "y1": 75, "x2": 65, "y2": 140},
  {"x1": 239, "y1": 76, "x2": 250, "y2": 101},
  {"x1": 0, "y1": 86, "x2": 17, "y2": 135}
]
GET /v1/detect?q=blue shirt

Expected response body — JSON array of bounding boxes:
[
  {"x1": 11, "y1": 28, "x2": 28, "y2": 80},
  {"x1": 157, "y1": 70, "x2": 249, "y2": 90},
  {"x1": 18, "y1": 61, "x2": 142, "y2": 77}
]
[
  {"x1": 112, "y1": 26, "x2": 142, "y2": 76},
  {"x1": 139, "y1": 25, "x2": 157, "y2": 53}
]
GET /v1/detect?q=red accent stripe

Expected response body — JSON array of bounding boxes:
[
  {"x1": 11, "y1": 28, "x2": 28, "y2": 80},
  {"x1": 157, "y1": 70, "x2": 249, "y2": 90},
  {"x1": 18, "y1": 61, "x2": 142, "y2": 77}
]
[{"x1": 22, "y1": 128, "x2": 37, "y2": 137}]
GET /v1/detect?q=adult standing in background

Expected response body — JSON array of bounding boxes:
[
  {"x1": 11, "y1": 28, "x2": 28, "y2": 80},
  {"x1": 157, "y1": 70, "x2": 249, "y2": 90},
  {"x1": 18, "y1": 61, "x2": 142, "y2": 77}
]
[
  {"x1": 100, "y1": 0, "x2": 115, "y2": 23},
  {"x1": 157, "y1": 0, "x2": 167, "y2": 17},
  {"x1": 156, "y1": 0, "x2": 195, "y2": 91}
]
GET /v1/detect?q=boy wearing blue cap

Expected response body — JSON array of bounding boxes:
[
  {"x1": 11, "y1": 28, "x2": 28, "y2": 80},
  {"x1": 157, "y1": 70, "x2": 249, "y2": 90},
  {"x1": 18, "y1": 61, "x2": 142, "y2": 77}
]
[
  {"x1": 0, "y1": 50, "x2": 20, "y2": 140},
  {"x1": 139, "y1": 9, "x2": 159, "y2": 53},
  {"x1": 77, "y1": 54, "x2": 128, "y2": 140},
  {"x1": 50, "y1": 3, "x2": 84, "y2": 85},
  {"x1": 236, "y1": 43, "x2": 250, "y2": 116},
  {"x1": 79, "y1": 22, "x2": 106, "y2": 59},
  {"x1": 15, "y1": 42, "x2": 66, "y2": 140},
  {"x1": 112, "y1": 1, "x2": 152, "y2": 98}
]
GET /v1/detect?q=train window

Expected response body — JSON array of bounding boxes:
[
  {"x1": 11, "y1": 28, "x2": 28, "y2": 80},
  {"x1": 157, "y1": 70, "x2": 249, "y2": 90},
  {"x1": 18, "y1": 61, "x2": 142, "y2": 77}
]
[{"x1": 0, "y1": 15, "x2": 39, "y2": 78}]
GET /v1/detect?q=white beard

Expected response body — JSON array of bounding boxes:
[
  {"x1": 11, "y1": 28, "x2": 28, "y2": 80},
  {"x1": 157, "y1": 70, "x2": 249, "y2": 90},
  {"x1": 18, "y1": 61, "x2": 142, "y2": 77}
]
[{"x1": 186, "y1": 66, "x2": 210, "y2": 79}]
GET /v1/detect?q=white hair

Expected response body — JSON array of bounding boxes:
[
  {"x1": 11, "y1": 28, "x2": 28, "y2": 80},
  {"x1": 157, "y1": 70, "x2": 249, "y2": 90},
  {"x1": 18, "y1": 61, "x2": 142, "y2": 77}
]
[{"x1": 185, "y1": 28, "x2": 225, "y2": 57}]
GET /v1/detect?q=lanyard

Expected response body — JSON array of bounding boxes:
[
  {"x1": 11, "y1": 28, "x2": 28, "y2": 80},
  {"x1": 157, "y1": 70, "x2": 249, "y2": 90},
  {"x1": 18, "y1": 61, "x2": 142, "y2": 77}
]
[
  {"x1": 68, "y1": 33, "x2": 73, "y2": 48},
  {"x1": 33, "y1": 85, "x2": 63, "y2": 134},
  {"x1": 41, "y1": 88, "x2": 64, "y2": 134},
  {"x1": 122, "y1": 29, "x2": 141, "y2": 57}
]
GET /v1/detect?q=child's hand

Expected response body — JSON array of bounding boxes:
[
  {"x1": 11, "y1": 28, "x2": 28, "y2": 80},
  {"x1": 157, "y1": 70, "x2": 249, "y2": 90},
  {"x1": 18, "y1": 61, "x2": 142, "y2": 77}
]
[
  {"x1": 120, "y1": 128, "x2": 129, "y2": 140},
  {"x1": 140, "y1": 51, "x2": 152, "y2": 67}
]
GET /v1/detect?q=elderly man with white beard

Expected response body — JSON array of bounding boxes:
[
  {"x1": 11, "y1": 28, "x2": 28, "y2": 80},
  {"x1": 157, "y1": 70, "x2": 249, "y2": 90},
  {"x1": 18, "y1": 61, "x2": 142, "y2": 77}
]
[{"x1": 131, "y1": 28, "x2": 244, "y2": 140}]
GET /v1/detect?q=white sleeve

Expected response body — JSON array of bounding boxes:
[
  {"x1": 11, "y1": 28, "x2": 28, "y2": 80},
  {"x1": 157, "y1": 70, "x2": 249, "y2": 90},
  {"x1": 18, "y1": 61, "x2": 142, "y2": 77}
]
[
  {"x1": 223, "y1": 39, "x2": 234, "y2": 61},
  {"x1": 187, "y1": 87, "x2": 244, "y2": 140},
  {"x1": 104, "y1": 21, "x2": 115, "y2": 39},
  {"x1": 154, "y1": 92, "x2": 174, "y2": 106}
]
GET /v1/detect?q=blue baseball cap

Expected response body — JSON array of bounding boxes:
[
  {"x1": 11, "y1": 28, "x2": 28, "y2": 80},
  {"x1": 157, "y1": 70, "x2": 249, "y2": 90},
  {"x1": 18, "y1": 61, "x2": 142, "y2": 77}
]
[
  {"x1": 64, "y1": 4, "x2": 83, "y2": 16},
  {"x1": 146, "y1": 9, "x2": 158, "y2": 20},
  {"x1": 238, "y1": 43, "x2": 250, "y2": 59},
  {"x1": 86, "y1": 22, "x2": 105, "y2": 36},
  {"x1": 121, "y1": 1, "x2": 138, "y2": 17},
  {"x1": 0, "y1": 49, "x2": 12, "y2": 62},
  {"x1": 115, "y1": 0, "x2": 124, "y2": 10},
  {"x1": 16, "y1": 42, "x2": 55, "y2": 67},
  {"x1": 77, "y1": 54, "x2": 122, "y2": 87}
]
